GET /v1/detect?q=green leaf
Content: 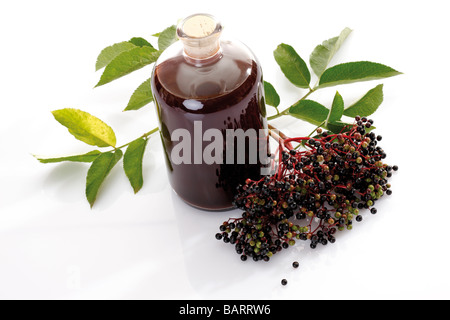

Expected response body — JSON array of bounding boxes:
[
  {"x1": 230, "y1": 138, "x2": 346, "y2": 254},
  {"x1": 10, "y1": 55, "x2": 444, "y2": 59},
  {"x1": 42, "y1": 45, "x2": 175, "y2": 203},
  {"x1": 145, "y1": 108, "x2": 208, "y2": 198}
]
[
  {"x1": 263, "y1": 81, "x2": 280, "y2": 107},
  {"x1": 158, "y1": 25, "x2": 178, "y2": 51},
  {"x1": 318, "y1": 61, "x2": 401, "y2": 88},
  {"x1": 274, "y1": 44, "x2": 311, "y2": 89},
  {"x1": 325, "y1": 91, "x2": 344, "y2": 126},
  {"x1": 35, "y1": 150, "x2": 102, "y2": 164},
  {"x1": 95, "y1": 41, "x2": 137, "y2": 71},
  {"x1": 86, "y1": 150, "x2": 123, "y2": 208},
  {"x1": 129, "y1": 37, "x2": 154, "y2": 48},
  {"x1": 124, "y1": 78, "x2": 153, "y2": 111},
  {"x1": 52, "y1": 108, "x2": 116, "y2": 148},
  {"x1": 310, "y1": 27, "x2": 352, "y2": 77},
  {"x1": 123, "y1": 137, "x2": 148, "y2": 193},
  {"x1": 326, "y1": 121, "x2": 353, "y2": 134},
  {"x1": 95, "y1": 46, "x2": 160, "y2": 87},
  {"x1": 343, "y1": 84, "x2": 384, "y2": 117},
  {"x1": 289, "y1": 100, "x2": 329, "y2": 126}
]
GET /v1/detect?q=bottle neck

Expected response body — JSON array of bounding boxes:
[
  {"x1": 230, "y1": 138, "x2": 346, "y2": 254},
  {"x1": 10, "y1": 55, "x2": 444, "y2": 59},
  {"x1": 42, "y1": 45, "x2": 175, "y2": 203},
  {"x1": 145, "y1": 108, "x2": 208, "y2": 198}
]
[{"x1": 177, "y1": 14, "x2": 223, "y2": 64}]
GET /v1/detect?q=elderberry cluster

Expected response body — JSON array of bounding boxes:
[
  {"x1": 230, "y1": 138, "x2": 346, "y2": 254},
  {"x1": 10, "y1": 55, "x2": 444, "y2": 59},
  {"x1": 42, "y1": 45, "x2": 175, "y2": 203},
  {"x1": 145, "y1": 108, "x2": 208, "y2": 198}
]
[{"x1": 216, "y1": 117, "x2": 398, "y2": 262}]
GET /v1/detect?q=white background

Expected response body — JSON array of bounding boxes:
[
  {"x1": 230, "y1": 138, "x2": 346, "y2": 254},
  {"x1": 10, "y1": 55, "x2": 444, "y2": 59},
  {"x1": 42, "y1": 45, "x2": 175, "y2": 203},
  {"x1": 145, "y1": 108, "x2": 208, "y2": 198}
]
[{"x1": 0, "y1": 0, "x2": 449, "y2": 300}]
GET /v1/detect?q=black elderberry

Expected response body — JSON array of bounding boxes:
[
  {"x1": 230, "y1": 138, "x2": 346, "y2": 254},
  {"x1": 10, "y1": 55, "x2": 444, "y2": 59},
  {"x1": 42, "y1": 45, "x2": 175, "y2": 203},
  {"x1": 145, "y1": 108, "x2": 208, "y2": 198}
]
[{"x1": 217, "y1": 117, "x2": 397, "y2": 263}]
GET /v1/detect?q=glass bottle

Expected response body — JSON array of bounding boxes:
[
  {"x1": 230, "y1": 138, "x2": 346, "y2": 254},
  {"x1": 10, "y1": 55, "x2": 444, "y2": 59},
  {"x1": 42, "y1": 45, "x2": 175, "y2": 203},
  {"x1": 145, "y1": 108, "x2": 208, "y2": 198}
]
[{"x1": 151, "y1": 13, "x2": 270, "y2": 211}]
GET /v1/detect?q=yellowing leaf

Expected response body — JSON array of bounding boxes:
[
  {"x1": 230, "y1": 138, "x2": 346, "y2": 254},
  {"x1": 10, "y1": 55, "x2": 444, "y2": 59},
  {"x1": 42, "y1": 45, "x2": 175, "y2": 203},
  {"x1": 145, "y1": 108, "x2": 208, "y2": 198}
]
[{"x1": 52, "y1": 108, "x2": 116, "y2": 148}]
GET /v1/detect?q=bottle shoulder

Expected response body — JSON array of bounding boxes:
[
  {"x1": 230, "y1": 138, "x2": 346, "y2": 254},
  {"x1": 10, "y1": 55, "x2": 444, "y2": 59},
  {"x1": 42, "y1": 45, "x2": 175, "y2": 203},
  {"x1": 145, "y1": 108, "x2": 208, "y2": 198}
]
[{"x1": 152, "y1": 40, "x2": 261, "y2": 100}]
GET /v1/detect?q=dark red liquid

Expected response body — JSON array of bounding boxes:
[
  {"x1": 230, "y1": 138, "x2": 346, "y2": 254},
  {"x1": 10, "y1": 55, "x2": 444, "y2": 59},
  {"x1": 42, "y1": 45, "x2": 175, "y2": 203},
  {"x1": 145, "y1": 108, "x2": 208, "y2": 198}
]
[{"x1": 152, "y1": 42, "x2": 269, "y2": 210}]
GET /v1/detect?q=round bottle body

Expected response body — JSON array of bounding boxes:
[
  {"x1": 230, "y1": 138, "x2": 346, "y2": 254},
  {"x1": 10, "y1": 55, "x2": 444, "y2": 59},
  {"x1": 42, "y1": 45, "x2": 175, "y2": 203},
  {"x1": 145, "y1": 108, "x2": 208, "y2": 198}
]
[{"x1": 151, "y1": 38, "x2": 269, "y2": 210}]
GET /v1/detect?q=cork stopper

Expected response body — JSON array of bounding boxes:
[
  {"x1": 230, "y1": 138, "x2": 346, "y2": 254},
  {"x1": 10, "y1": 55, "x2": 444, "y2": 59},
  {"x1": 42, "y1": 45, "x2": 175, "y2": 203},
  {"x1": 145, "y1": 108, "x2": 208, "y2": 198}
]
[{"x1": 177, "y1": 14, "x2": 222, "y2": 60}]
